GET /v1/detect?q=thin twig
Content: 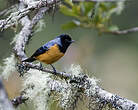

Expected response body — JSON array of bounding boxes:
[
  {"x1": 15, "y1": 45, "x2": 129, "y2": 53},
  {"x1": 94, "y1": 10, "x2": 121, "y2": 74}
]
[{"x1": 111, "y1": 27, "x2": 138, "y2": 35}]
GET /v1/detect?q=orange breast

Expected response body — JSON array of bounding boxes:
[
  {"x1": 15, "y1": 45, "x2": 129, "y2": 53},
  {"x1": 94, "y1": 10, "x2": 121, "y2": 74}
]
[{"x1": 35, "y1": 44, "x2": 64, "y2": 64}]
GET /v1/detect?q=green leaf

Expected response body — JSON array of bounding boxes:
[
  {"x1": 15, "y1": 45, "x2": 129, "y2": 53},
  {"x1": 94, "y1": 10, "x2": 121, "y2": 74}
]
[
  {"x1": 72, "y1": 5, "x2": 81, "y2": 16},
  {"x1": 108, "y1": 25, "x2": 119, "y2": 31},
  {"x1": 93, "y1": 15, "x2": 102, "y2": 24},
  {"x1": 80, "y1": 2, "x2": 94, "y2": 16},
  {"x1": 62, "y1": 21, "x2": 78, "y2": 30},
  {"x1": 60, "y1": 5, "x2": 77, "y2": 17},
  {"x1": 64, "y1": 0, "x2": 73, "y2": 7}
]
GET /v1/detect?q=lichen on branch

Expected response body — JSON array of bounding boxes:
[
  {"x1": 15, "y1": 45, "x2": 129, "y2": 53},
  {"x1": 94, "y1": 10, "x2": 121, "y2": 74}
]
[{"x1": 0, "y1": 0, "x2": 138, "y2": 110}]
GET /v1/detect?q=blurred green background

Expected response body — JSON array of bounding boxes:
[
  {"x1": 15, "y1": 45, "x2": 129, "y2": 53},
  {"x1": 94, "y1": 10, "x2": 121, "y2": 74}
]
[{"x1": 0, "y1": 0, "x2": 138, "y2": 109}]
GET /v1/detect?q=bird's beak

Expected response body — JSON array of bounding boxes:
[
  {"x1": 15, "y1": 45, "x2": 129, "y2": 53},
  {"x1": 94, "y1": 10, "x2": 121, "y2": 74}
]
[{"x1": 71, "y1": 40, "x2": 75, "y2": 43}]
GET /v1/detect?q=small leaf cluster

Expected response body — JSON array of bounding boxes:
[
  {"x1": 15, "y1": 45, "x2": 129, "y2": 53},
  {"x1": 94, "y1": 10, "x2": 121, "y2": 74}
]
[{"x1": 60, "y1": 0, "x2": 125, "y2": 32}]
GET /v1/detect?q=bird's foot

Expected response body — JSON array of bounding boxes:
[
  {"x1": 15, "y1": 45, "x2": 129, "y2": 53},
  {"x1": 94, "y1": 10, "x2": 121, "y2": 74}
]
[
  {"x1": 39, "y1": 63, "x2": 43, "y2": 70},
  {"x1": 50, "y1": 64, "x2": 57, "y2": 74}
]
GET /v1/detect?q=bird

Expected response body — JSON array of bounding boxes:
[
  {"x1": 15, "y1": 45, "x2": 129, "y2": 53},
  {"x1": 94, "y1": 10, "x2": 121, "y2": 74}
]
[{"x1": 22, "y1": 34, "x2": 74, "y2": 73}]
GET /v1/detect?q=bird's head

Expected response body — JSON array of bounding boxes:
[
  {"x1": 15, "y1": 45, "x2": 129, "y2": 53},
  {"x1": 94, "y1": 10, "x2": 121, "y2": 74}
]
[
  {"x1": 57, "y1": 34, "x2": 74, "y2": 53},
  {"x1": 58, "y1": 34, "x2": 74, "y2": 45}
]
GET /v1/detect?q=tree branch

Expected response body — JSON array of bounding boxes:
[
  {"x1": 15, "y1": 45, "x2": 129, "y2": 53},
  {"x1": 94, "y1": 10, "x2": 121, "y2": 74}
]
[
  {"x1": 0, "y1": 0, "x2": 59, "y2": 30},
  {"x1": 96, "y1": 87, "x2": 138, "y2": 109},
  {"x1": 111, "y1": 27, "x2": 138, "y2": 35}
]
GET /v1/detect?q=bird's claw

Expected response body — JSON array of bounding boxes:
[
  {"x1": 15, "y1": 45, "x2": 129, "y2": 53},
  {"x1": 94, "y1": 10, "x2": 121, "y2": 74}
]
[
  {"x1": 39, "y1": 63, "x2": 43, "y2": 70},
  {"x1": 50, "y1": 64, "x2": 57, "y2": 74}
]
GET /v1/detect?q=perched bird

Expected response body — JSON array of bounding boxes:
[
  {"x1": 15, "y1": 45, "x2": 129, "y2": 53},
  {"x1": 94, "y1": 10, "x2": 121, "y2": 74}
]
[{"x1": 23, "y1": 34, "x2": 74, "y2": 73}]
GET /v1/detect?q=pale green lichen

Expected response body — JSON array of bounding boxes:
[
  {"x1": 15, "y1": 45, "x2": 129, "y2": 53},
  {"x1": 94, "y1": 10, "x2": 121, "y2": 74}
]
[
  {"x1": 22, "y1": 64, "x2": 99, "y2": 110},
  {"x1": 65, "y1": 64, "x2": 83, "y2": 76},
  {"x1": 1, "y1": 54, "x2": 16, "y2": 80},
  {"x1": 60, "y1": 64, "x2": 84, "y2": 109},
  {"x1": 48, "y1": 79, "x2": 72, "y2": 109},
  {"x1": 22, "y1": 69, "x2": 52, "y2": 110},
  {"x1": 61, "y1": 64, "x2": 99, "y2": 109},
  {"x1": 59, "y1": 83, "x2": 72, "y2": 109},
  {"x1": 84, "y1": 77, "x2": 99, "y2": 96}
]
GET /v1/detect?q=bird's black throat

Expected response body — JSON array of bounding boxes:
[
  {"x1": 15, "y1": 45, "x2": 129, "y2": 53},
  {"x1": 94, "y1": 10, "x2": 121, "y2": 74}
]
[{"x1": 58, "y1": 43, "x2": 71, "y2": 53}]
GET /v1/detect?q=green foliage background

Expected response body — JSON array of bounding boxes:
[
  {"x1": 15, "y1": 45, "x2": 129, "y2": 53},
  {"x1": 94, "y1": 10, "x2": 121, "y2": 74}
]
[
  {"x1": 0, "y1": 0, "x2": 138, "y2": 109},
  {"x1": 60, "y1": 0, "x2": 123, "y2": 32}
]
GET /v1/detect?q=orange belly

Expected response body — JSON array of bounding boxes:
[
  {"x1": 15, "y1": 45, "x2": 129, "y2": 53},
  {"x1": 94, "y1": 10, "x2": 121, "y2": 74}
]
[{"x1": 35, "y1": 44, "x2": 64, "y2": 64}]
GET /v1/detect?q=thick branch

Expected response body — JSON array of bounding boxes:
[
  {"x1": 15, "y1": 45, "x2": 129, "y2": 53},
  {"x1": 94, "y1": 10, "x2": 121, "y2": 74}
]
[
  {"x1": 14, "y1": 7, "x2": 48, "y2": 60},
  {"x1": 0, "y1": 6, "x2": 31, "y2": 30},
  {"x1": 96, "y1": 87, "x2": 138, "y2": 109},
  {"x1": 0, "y1": 0, "x2": 59, "y2": 30}
]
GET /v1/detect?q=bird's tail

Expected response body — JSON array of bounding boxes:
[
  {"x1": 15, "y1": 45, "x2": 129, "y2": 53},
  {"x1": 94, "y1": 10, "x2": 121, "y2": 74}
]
[{"x1": 22, "y1": 57, "x2": 36, "y2": 62}]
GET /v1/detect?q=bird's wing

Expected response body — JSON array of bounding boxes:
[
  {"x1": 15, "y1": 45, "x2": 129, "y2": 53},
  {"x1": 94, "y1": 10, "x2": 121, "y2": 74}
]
[
  {"x1": 31, "y1": 38, "x2": 61, "y2": 58},
  {"x1": 31, "y1": 46, "x2": 48, "y2": 58}
]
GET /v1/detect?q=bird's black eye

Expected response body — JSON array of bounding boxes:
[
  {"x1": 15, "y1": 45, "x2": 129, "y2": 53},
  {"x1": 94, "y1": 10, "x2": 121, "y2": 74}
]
[{"x1": 65, "y1": 38, "x2": 70, "y2": 42}]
